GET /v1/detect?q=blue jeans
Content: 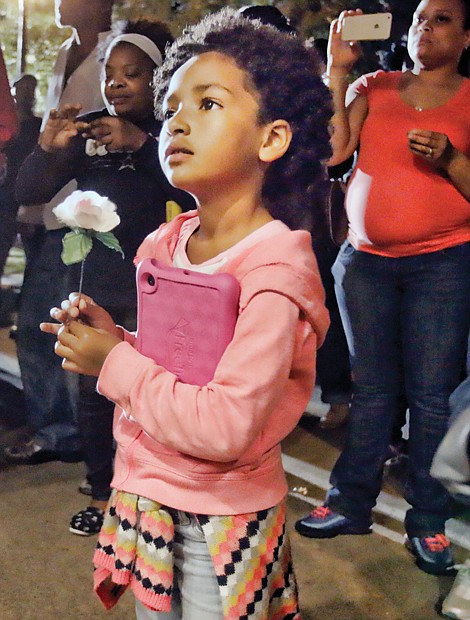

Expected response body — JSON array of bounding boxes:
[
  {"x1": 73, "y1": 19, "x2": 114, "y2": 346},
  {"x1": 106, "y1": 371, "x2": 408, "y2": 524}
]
[
  {"x1": 16, "y1": 229, "x2": 80, "y2": 453},
  {"x1": 327, "y1": 242, "x2": 470, "y2": 536},
  {"x1": 134, "y1": 511, "x2": 223, "y2": 620}
]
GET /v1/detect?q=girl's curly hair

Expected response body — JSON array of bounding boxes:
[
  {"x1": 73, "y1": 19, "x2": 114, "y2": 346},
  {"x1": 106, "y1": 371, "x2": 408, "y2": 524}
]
[{"x1": 154, "y1": 8, "x2": 332, "y2": 232}]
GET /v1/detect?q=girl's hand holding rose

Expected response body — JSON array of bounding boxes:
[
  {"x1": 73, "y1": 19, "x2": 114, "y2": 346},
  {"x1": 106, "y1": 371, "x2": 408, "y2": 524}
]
[
  {"x1": 40, "y1": 293, "x2": 123, "y2": 376},
  {"x1": 55, "y1": 319, "x2": 122, "y2": 376}
]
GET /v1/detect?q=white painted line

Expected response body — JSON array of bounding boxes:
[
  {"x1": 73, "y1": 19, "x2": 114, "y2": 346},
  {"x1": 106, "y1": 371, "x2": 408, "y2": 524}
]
[
  {"x1": 283, "y1": 454, "x2": 470, "y2": 551},
  {"x1": 303, "y1": 386, "x2": 330, "y2": 418},
  {"x1": 371, "y1": 523, "x2": 406, "y2": 544}
]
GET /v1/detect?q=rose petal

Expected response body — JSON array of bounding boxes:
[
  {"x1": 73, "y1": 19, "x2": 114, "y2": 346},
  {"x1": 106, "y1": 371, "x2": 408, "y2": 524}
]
[{"x1": 52, "y1": 190, "x2": 119, "y2": 232}]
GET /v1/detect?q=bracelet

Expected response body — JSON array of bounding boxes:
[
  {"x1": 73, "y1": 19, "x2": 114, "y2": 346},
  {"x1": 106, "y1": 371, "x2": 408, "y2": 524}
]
[{"x1": 321, "y1": 73, "x2": 349, "y2": 81}]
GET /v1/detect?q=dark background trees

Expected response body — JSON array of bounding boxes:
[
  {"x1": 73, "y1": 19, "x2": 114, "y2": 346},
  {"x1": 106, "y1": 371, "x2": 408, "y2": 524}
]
[{"x1": 0, "y1": 0, "x2": 415, "y2": 114}]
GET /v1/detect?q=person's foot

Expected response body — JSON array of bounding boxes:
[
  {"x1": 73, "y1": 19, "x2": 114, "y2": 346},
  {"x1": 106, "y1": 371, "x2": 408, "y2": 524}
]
[
  {"x1": 384, "y1": 440, "x2": 408, "y2": 468},
  {"x1": 405, "y1": 533, "x2": 456, "y2": 576},
  {"x1": 319, "y1": 403, "x2": 350, "y2": 430},
  {"x1": 69, "y1": 504, "x2": 105, "y2": 537},
  {"x1": 441, "y1": 560, "x2": 470, "y2": 618},
  {"x1": 295, "y1": 505, "x2": 372, "y2": 538},
  {"x1": 4, "y1": 439, "x2": 82, "y2": 465},
  {"x1": 4, "y1": 440, "x2": 59, "y2": 464},
  {"x1": 78, "y1": 478, "x2": 92, "y2": 496}
]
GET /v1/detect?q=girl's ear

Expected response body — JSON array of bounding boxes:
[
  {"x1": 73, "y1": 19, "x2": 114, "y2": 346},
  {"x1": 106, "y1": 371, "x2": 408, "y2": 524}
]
[{"x1": 259, "y1": 119, "x2": 292, "y2": 163}]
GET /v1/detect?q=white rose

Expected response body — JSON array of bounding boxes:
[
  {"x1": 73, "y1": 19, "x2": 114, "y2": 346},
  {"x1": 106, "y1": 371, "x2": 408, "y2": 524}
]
[{"x1": 53, "y1": 190, "x2": 120, "y2": 232}]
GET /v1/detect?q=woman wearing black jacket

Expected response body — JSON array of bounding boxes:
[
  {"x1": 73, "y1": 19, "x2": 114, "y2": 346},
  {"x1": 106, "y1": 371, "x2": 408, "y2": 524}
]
[{"x1": 9, "y1": 20, "x2": 194, "y2": 536}]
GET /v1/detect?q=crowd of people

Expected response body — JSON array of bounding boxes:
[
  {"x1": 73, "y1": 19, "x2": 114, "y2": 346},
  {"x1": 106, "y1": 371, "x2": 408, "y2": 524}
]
[{"x1": 1, "y1": 0, "x2": 469, "y2": 618}]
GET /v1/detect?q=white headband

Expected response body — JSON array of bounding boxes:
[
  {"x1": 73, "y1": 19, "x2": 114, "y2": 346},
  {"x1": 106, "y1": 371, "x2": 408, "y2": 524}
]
[{"x1": 106, "y1": 33, "x2": 163, "y2": 67}]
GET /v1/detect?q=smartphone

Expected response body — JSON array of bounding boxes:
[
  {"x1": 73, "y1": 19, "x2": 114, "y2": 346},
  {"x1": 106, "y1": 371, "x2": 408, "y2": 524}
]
[{"x1": 341, "y1": 13, "x2": 392, "y2": 41}]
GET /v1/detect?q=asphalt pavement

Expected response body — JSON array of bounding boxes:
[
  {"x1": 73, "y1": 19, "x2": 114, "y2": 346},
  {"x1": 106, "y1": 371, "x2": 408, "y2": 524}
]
[{"x1": 0, "y1": 325, "x2": 468, "y2": 620}]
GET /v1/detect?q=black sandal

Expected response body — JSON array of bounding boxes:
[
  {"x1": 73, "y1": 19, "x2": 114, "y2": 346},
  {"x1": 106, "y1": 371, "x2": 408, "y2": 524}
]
[{"x1": 69, "y1": 506, "x2": 104, "y2": 536}]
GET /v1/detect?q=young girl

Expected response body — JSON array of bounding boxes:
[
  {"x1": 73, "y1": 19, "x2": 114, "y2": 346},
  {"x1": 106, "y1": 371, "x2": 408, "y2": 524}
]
[
  {"x1": 14, "y1": 19, "x2": 193, "y2": 536},
  {"x1": 42, "y1": 8, "x2": 331, "y2": 619}
]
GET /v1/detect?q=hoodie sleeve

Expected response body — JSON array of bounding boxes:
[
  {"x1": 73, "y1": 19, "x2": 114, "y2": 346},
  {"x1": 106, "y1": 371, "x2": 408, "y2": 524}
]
[{"x1": 97, "y1": 289, "x2": 318, "y2": 463}]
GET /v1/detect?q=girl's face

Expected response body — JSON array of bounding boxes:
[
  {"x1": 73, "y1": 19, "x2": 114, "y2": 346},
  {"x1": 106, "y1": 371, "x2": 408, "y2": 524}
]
[
  {"x1": 159, "y1": 51, "x2": 270, "y2": 199},
  {"x1": 407, "y1": 0, "x2": 470, "y2": 69},
  {"x1": 103, "y1": 43, "x2": 155, "y2": 121}
]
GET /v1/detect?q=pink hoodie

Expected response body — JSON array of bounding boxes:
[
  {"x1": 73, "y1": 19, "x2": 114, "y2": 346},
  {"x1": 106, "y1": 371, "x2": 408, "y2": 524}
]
[{"x1": 97, "y1": 212, "x2": 329, "y2": 515}]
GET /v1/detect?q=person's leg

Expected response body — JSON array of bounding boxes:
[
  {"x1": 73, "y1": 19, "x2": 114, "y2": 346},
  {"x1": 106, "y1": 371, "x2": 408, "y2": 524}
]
[
  {"x1": 135, "y1": 599, "x2": 180, "y2": 620},
  {"x1": 70, "y1": 306, "x2": 136, "y2": 535},
  {"x1": 77, "y1": 373, "x2": 114, "y2": 502},
  {"x1": 134, "y1": 512, "x2": 223, "y2": 620},
  {"x1": 19, "y1": 223, "x2": 46, "y2": 270},
  {"x1": 313, "y1": 237, "x2": 351, "y2": 428},
  {"x1": 0, "y1": 186, "x2": 18, "y2": 326},
  {"x1": 9, "y1": 229, "x2": 80, "y2": 459},
  {"x1": 327, "y1": 246, "x2": 402, "y2": 515},
  {"x1": 296, "y1": 244, "x2": 403, "y2": 537},
  {"x1": 68, "y1": 371, "x2": 113, "y2": 535},
  {"x1": 400, "y1": 244, "x2": 470, "y2": 537}
]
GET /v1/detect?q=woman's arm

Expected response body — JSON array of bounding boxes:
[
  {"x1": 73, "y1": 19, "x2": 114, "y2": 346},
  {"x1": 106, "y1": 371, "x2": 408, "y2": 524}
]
[
  {"x1": 408, "y1": 129, "x2": 470, "y2": 201},
  {"x1": 445, "y1": 149, "x2": 470, "y2": 201},
  {"x1": 16, "y1": 105, "x2": 87, "y2": 205},
  {"x1": 324, "y1": 10, "x2": 368, "y2": 166}
]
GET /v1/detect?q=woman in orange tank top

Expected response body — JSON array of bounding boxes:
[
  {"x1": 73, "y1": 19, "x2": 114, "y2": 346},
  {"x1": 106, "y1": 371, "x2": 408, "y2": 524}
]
[{"x1": 296, "y1": 0, "x2": 470, "y2": 578}]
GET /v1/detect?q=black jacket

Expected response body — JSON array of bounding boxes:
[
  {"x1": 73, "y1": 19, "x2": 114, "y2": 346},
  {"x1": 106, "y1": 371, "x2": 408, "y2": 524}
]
[{"x1": 16, "y1": 109, "x2": 194, "y2": 306}]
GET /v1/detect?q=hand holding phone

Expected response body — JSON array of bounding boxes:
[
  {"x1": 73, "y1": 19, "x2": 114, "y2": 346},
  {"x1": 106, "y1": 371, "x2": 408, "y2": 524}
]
[
  {"x1": 326, "y1": 10, "x2": 363, "y2": 74},
  {"x1": 341, "y1": 13, "x2": 392, "y2": 41}
]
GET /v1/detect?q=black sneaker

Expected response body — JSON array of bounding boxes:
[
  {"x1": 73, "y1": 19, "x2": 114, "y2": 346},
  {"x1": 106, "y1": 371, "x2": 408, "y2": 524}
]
[
  {"x1": 69, "y1": 506, "x2": 105, "y2": 536},
  {"x1": 4, "y1": 440, "x2": 82, "y2": 465},
  {"x1": 295, "y1": 505, "x2": 372, "y2": 538},
  {"x1": 405, "y1": 533, "x2": 455, "y2": 576},
  {"x1": 4, "y1": 440, "x2": 59, "y2": 464}
]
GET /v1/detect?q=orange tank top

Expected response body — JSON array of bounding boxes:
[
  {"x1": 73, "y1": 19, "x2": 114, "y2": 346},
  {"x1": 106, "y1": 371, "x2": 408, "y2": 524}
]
[{"x1": 346, "y1": 71, "x2": 470, "y2": 257}]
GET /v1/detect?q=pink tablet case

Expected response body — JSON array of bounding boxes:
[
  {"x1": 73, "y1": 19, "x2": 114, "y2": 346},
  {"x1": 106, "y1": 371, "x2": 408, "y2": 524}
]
[{"x1": 136, "y1": 258, "x2": 240, "y2": 386}]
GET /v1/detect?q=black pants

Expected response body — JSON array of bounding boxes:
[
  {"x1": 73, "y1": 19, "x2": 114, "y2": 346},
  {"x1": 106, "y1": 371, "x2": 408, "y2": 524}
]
[
  {"x1": 78, "y1": 305, "x2": 136, "y2": 501},
  {"x1": 312, "y1": 235, "x2": 351, "y2": 405}
]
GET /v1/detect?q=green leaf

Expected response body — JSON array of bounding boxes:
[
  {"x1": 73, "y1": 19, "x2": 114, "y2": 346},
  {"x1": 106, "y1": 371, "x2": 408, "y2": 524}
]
[
  {"x1": 61, "y1": 231, "x2": 93, "y2": 265},
  {"x1": 94, "y1": 232, "x2": 125, "y2": 258}
]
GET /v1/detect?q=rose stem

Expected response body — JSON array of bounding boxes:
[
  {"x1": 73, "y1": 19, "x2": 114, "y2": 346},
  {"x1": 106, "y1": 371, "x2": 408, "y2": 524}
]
[{"x1": 78, "y1": 258, "x2": 86, "y2": 310}]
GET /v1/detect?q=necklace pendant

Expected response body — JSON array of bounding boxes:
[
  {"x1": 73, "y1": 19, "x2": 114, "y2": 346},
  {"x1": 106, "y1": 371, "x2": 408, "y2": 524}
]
[{"x1": 415, "y1": 106, "x2": 423, "y2": 111}]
